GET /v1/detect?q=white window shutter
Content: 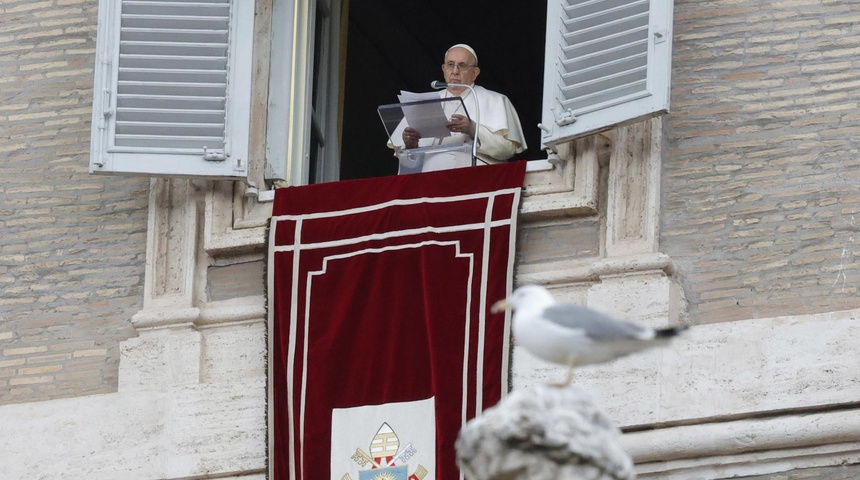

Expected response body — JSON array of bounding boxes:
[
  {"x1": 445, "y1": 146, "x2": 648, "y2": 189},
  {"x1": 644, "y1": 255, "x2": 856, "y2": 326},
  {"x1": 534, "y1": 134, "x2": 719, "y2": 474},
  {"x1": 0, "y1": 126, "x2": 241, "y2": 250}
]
[
  {"x1": 540, "y1": 0, "x2": 673, "y2": 148},
  {"x1": 90, "y1": 0, "x2": 254, "y2": 177}
]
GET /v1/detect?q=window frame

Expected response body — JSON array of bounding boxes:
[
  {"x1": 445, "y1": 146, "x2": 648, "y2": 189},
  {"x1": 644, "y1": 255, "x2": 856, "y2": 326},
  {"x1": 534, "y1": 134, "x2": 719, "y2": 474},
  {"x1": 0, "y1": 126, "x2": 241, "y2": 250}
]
[{"x1": 264, "y1": 0, "x2": 342, "y2": 186}]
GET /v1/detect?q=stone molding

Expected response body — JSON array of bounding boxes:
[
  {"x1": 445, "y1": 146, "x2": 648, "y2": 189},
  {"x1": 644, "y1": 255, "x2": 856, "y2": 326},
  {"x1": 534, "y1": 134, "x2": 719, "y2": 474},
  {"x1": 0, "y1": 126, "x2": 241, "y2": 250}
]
[
  {"x1": 605, "y1": 118, "x2": 662, "y2": 257},
  {"x1": 520, "y1": 136, "x2": 603, "y2": 220},
  {"x1": 512, "y1": 307, "x2": 860, "y2": 477},
  {"x1": 631, "y1": 410, "x2": 860, "y2": 479},
  {"x1": 131, "y1": 298, "x2": 267, "y2": 330},
  {"x1": 142, "y1": 178, "x2": 200, "y2": 311},
  {"x1": 517, "y1": 252, "x2": 675, "y2": 285}
]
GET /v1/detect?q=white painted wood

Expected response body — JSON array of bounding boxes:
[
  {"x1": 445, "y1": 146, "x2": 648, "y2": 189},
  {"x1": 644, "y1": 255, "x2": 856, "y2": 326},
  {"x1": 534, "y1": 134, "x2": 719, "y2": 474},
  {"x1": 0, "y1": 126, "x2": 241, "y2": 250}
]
[
  {"x1": 89, "y1": 0, "x2": 254, "y2": 178},
  {"x1": 264, "y1": 0, "x2": 300, "y2": 182},
  {"x1": 540, "y1": 0, "x2": 673, "y2": 148},
  {"x1": 265, "y1": 0, "x2": 343, "y2": 185}
]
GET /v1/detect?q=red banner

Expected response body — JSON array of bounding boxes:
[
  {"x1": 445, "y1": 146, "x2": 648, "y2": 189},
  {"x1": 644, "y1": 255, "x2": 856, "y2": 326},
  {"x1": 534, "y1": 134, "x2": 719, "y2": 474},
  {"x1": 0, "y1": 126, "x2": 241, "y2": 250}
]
[{"x1": 268, "y1": 162, "x2": 526, "y2": 479}]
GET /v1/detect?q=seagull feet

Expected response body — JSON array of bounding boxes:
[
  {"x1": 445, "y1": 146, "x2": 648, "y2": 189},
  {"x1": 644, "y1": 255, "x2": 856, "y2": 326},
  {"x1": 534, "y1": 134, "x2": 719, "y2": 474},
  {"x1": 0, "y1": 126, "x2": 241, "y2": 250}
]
[{"x1": 550, "y1": 362, "x2": 575, "y2": 388}]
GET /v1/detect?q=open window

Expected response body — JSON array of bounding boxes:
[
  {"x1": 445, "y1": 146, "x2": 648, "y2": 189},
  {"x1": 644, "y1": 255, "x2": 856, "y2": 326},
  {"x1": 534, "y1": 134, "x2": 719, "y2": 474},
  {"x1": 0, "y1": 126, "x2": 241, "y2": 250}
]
[
  {"x1": 89, "y1": 0, "x2": 254, "y2": 178},
  {"x1": 337, "y1": 0, "x2": 673, "y2": 181},
  {"x1": 89, "y1": 0, "x2": 673, "y2": 184}
]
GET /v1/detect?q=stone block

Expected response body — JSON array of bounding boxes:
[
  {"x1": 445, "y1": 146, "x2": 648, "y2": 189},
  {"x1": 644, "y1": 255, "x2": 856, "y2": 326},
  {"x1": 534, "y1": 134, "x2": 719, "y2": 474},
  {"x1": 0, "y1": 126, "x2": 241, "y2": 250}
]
[
  {"x1": 587, "y1": 271, "x2": 684, "y2": 329},
  {"x1": 118, "y1": 326, "x2": 202, "y2": 392}
]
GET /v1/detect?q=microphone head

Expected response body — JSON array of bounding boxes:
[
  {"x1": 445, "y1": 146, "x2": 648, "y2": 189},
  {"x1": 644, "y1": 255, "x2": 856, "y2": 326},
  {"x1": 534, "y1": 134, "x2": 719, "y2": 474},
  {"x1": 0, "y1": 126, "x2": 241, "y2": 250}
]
[{"x1": 430, "y1": 80, "x2": 447, "y2": 89}]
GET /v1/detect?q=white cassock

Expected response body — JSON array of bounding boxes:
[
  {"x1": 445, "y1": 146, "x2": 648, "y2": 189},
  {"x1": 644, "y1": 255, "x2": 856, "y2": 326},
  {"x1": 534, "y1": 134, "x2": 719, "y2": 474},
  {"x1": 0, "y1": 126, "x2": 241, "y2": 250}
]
[{"x1": 388, "y1": 85, "x2": 528, "y2": 173}]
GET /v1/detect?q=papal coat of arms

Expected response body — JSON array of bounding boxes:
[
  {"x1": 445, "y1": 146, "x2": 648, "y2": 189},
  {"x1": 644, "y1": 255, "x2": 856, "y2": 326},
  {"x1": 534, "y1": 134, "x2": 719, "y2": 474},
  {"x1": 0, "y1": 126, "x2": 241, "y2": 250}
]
[{"x1": 340, "y1": 422, "x2": 429, "y2": 480}]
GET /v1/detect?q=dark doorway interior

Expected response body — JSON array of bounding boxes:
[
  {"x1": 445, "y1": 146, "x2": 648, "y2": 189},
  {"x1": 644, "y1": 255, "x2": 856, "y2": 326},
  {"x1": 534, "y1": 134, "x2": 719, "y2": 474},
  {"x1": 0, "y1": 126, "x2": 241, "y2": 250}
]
[{"x1": 340, "y1": 1, "x2": 548, "y2": 180}]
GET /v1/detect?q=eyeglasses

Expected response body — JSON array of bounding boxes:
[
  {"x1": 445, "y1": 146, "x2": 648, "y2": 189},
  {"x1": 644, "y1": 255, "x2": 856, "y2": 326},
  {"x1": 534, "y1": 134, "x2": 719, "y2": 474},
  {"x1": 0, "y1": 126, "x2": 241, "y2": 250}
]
[{"x1": 444, "y1": 62, "x2": 476, "y2": 72}]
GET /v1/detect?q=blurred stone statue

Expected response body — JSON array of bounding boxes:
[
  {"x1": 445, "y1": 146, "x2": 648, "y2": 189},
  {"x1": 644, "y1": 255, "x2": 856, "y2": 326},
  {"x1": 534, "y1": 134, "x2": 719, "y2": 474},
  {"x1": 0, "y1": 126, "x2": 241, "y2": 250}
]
[{"x1": 456, "y1": 384, "x2": 636, "y2": 480}]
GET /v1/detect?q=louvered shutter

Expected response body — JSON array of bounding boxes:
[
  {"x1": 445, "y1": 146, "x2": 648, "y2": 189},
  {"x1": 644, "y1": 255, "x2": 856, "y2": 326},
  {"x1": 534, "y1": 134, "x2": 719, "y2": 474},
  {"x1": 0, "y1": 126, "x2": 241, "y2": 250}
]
[
  {"x1": 90, "y1": 0, "x2": 253, "y2": 177},
  {"x1": 540, "y1": 0, "x2": 673, "y2": 148}
]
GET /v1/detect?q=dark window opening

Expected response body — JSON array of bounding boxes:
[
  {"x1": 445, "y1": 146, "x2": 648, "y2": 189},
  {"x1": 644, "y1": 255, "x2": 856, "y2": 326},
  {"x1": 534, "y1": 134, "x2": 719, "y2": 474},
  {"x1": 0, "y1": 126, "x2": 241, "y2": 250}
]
[{"x1": 339, "y1": 1, "x2": 548, "y2": 180}]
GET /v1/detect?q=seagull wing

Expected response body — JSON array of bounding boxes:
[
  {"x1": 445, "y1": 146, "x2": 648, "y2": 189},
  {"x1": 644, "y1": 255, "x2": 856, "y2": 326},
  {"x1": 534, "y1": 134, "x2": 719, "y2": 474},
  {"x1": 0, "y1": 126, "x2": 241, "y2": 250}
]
[{"x1": 540, "y1": 304, "x2": 651, "y2": 341}]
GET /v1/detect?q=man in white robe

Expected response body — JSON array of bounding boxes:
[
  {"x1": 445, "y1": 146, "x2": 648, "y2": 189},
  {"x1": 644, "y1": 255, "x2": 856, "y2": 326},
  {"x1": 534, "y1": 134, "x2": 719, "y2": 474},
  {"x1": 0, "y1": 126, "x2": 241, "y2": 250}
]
[{"x1": 388, "y1": 44, "x2": 528, "y2": 173}]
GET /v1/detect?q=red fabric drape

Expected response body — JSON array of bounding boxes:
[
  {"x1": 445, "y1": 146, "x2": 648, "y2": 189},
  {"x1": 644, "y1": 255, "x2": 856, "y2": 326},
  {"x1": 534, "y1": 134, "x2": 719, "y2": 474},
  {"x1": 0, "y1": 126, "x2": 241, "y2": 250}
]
[{"x1": 269, "y1": 162, "x2": 526, "y2": 480}]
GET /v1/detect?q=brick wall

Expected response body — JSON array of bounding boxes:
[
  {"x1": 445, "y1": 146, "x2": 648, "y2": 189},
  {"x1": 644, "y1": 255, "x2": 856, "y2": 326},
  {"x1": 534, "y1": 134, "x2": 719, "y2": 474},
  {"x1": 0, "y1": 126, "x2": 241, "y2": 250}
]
[
  {"x1": 662, "y1": 0, "x2": 860, "y2": 324},
  {"x1": 0, "y1": 0, "x2": 149, "y2": 405}
]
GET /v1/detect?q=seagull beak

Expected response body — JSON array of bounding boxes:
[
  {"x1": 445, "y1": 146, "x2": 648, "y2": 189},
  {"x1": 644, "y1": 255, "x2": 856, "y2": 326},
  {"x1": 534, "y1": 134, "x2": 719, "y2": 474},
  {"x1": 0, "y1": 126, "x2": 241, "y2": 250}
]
[{"x1": 490, "y1": 299, "x2": 511, "y2": 314}]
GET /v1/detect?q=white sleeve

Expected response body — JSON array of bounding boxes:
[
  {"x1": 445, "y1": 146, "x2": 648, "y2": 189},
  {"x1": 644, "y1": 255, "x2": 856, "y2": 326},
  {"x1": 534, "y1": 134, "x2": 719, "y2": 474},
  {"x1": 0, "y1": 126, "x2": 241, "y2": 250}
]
[{"x1": 475, "y1": 125, "x2": 521, "y2": 161}]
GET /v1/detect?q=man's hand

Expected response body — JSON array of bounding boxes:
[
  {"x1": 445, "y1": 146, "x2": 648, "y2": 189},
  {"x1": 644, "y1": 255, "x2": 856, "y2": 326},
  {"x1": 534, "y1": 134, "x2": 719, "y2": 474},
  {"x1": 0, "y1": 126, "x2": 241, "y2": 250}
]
[
  {"x1": 402, "y1": 127, "x2": 421, "y2": 148},
  {"x1": 446, "y1": 114, "x2": 475, "y2": 139}
]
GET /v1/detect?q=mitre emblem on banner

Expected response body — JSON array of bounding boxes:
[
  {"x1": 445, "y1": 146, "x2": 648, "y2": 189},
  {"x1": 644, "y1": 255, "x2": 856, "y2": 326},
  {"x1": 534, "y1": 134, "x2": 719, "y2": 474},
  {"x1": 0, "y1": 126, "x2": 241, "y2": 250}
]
[{"x1": 340, "y1": 422, "x2": 428, "y2": 480}]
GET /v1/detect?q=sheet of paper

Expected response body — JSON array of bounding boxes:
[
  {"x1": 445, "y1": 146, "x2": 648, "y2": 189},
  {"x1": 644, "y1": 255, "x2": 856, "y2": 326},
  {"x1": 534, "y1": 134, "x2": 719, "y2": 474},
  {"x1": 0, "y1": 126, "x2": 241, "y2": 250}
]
[{"x1": 397, "y1": 91, "x2": 451, "y2": 139}]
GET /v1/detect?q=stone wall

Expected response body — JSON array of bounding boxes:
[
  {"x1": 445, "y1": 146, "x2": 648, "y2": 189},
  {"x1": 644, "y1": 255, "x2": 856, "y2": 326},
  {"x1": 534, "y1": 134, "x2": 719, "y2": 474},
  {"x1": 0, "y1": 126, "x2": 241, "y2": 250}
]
[
  {"x1": 0, "y1": 0, "x2": 148, "y2": 404},
  {"x1": 2, "y1": 0, "x2": 859, "y2": 478},
  {"x1": 662, "y1": 0, "x2": 860, "y2": 324},
  {"x1": 737, "y1": 464, "x2": 860, "y2": 480},
  {"x1": 516, "y1": 216, "x2": 601, "y2": 266}
]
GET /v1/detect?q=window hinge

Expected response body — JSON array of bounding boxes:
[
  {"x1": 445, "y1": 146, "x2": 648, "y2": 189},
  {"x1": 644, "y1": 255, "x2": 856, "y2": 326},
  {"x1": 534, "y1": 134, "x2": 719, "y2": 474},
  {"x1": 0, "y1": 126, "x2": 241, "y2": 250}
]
[
  {"x1": 99, "y1": 88, "x2": 112, "y2": 130},
  {"x1": 203, "y1": 146, "x2": 226, "y2": 162},
  {"x1": 244, "y1": 180, "x2": 274, "y2": 203},
  {"x1": 553, "y1": 106, "x2": 577, "y2": 127},
  {"x1": 546, "y1": 149, "x2": 564, "y2": 171}
]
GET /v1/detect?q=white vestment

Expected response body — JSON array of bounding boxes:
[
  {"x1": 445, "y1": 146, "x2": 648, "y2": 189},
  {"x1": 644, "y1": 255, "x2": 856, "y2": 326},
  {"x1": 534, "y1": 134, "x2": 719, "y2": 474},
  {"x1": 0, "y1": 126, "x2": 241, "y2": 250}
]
[{"x1": 388, "y1": 85, "x2": 527, "y2": 173}]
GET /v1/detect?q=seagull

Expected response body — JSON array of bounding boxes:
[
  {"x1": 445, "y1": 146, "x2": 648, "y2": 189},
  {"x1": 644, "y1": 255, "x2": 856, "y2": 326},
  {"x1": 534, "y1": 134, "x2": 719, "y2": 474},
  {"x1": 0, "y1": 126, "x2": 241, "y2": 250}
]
[{"x1": 491, "y1": 284, "x2": 687, "y2": 385}]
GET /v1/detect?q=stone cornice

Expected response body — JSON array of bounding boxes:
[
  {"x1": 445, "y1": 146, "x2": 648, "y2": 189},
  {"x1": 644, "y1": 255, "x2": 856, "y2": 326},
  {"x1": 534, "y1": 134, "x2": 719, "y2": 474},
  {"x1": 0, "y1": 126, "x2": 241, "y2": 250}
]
[
  {"x1": 516, "y1": 253, "x2": 675, "y2": 286},
  {"x1": 131, "y1": 297, "x2": 267, "y2": 330}
]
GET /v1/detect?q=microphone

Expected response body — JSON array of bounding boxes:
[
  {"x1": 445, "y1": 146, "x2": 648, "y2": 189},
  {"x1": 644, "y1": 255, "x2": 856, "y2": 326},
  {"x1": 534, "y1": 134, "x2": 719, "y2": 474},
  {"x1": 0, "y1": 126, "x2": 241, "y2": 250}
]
[{"x1": 430, "y1": 81, "x2": 480, "y2": 167}]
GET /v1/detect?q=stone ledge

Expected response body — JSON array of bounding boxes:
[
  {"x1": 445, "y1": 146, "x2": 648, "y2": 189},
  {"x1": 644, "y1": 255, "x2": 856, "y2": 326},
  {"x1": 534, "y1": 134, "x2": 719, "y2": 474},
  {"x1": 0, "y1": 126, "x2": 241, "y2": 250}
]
[
  {"x1": 204, "y1": 224, "x2": 267, "y2": 258},
  {"x1": 516, "y1": 253, "x2": 675, "y2": 285},
  {"x1": 520, "y1": 190, "x2": 598, "y2": 220},
  {"x1": 514, "y1": 307, "x2": 860, "y2": 426},
  {"x1": 626, "y1": 408, "x2": 860, "y2": 465},
  {"x1": 630, "y1": 412, "x2": 860, "y2": 479},
  {"x1": 512, "y1": 308, "x2": 860, "y2": 477},
  {"x1": 131, "y1": 297, "x2": 266, "y2": 330}
]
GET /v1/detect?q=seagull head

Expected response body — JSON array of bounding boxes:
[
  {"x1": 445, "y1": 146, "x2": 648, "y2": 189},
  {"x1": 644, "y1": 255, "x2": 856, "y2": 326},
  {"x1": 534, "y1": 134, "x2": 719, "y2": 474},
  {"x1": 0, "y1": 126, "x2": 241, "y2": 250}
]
[{"x1": 491, "y1": 284, "x2": 557, "y2": 314}]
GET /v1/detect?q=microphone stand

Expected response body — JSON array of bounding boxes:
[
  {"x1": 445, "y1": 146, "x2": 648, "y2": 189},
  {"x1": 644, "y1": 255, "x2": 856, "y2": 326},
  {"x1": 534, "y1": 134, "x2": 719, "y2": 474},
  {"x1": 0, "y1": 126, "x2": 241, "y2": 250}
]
[{"x1": 431, "y1": 81, "x2": 479, "y2": 167}]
